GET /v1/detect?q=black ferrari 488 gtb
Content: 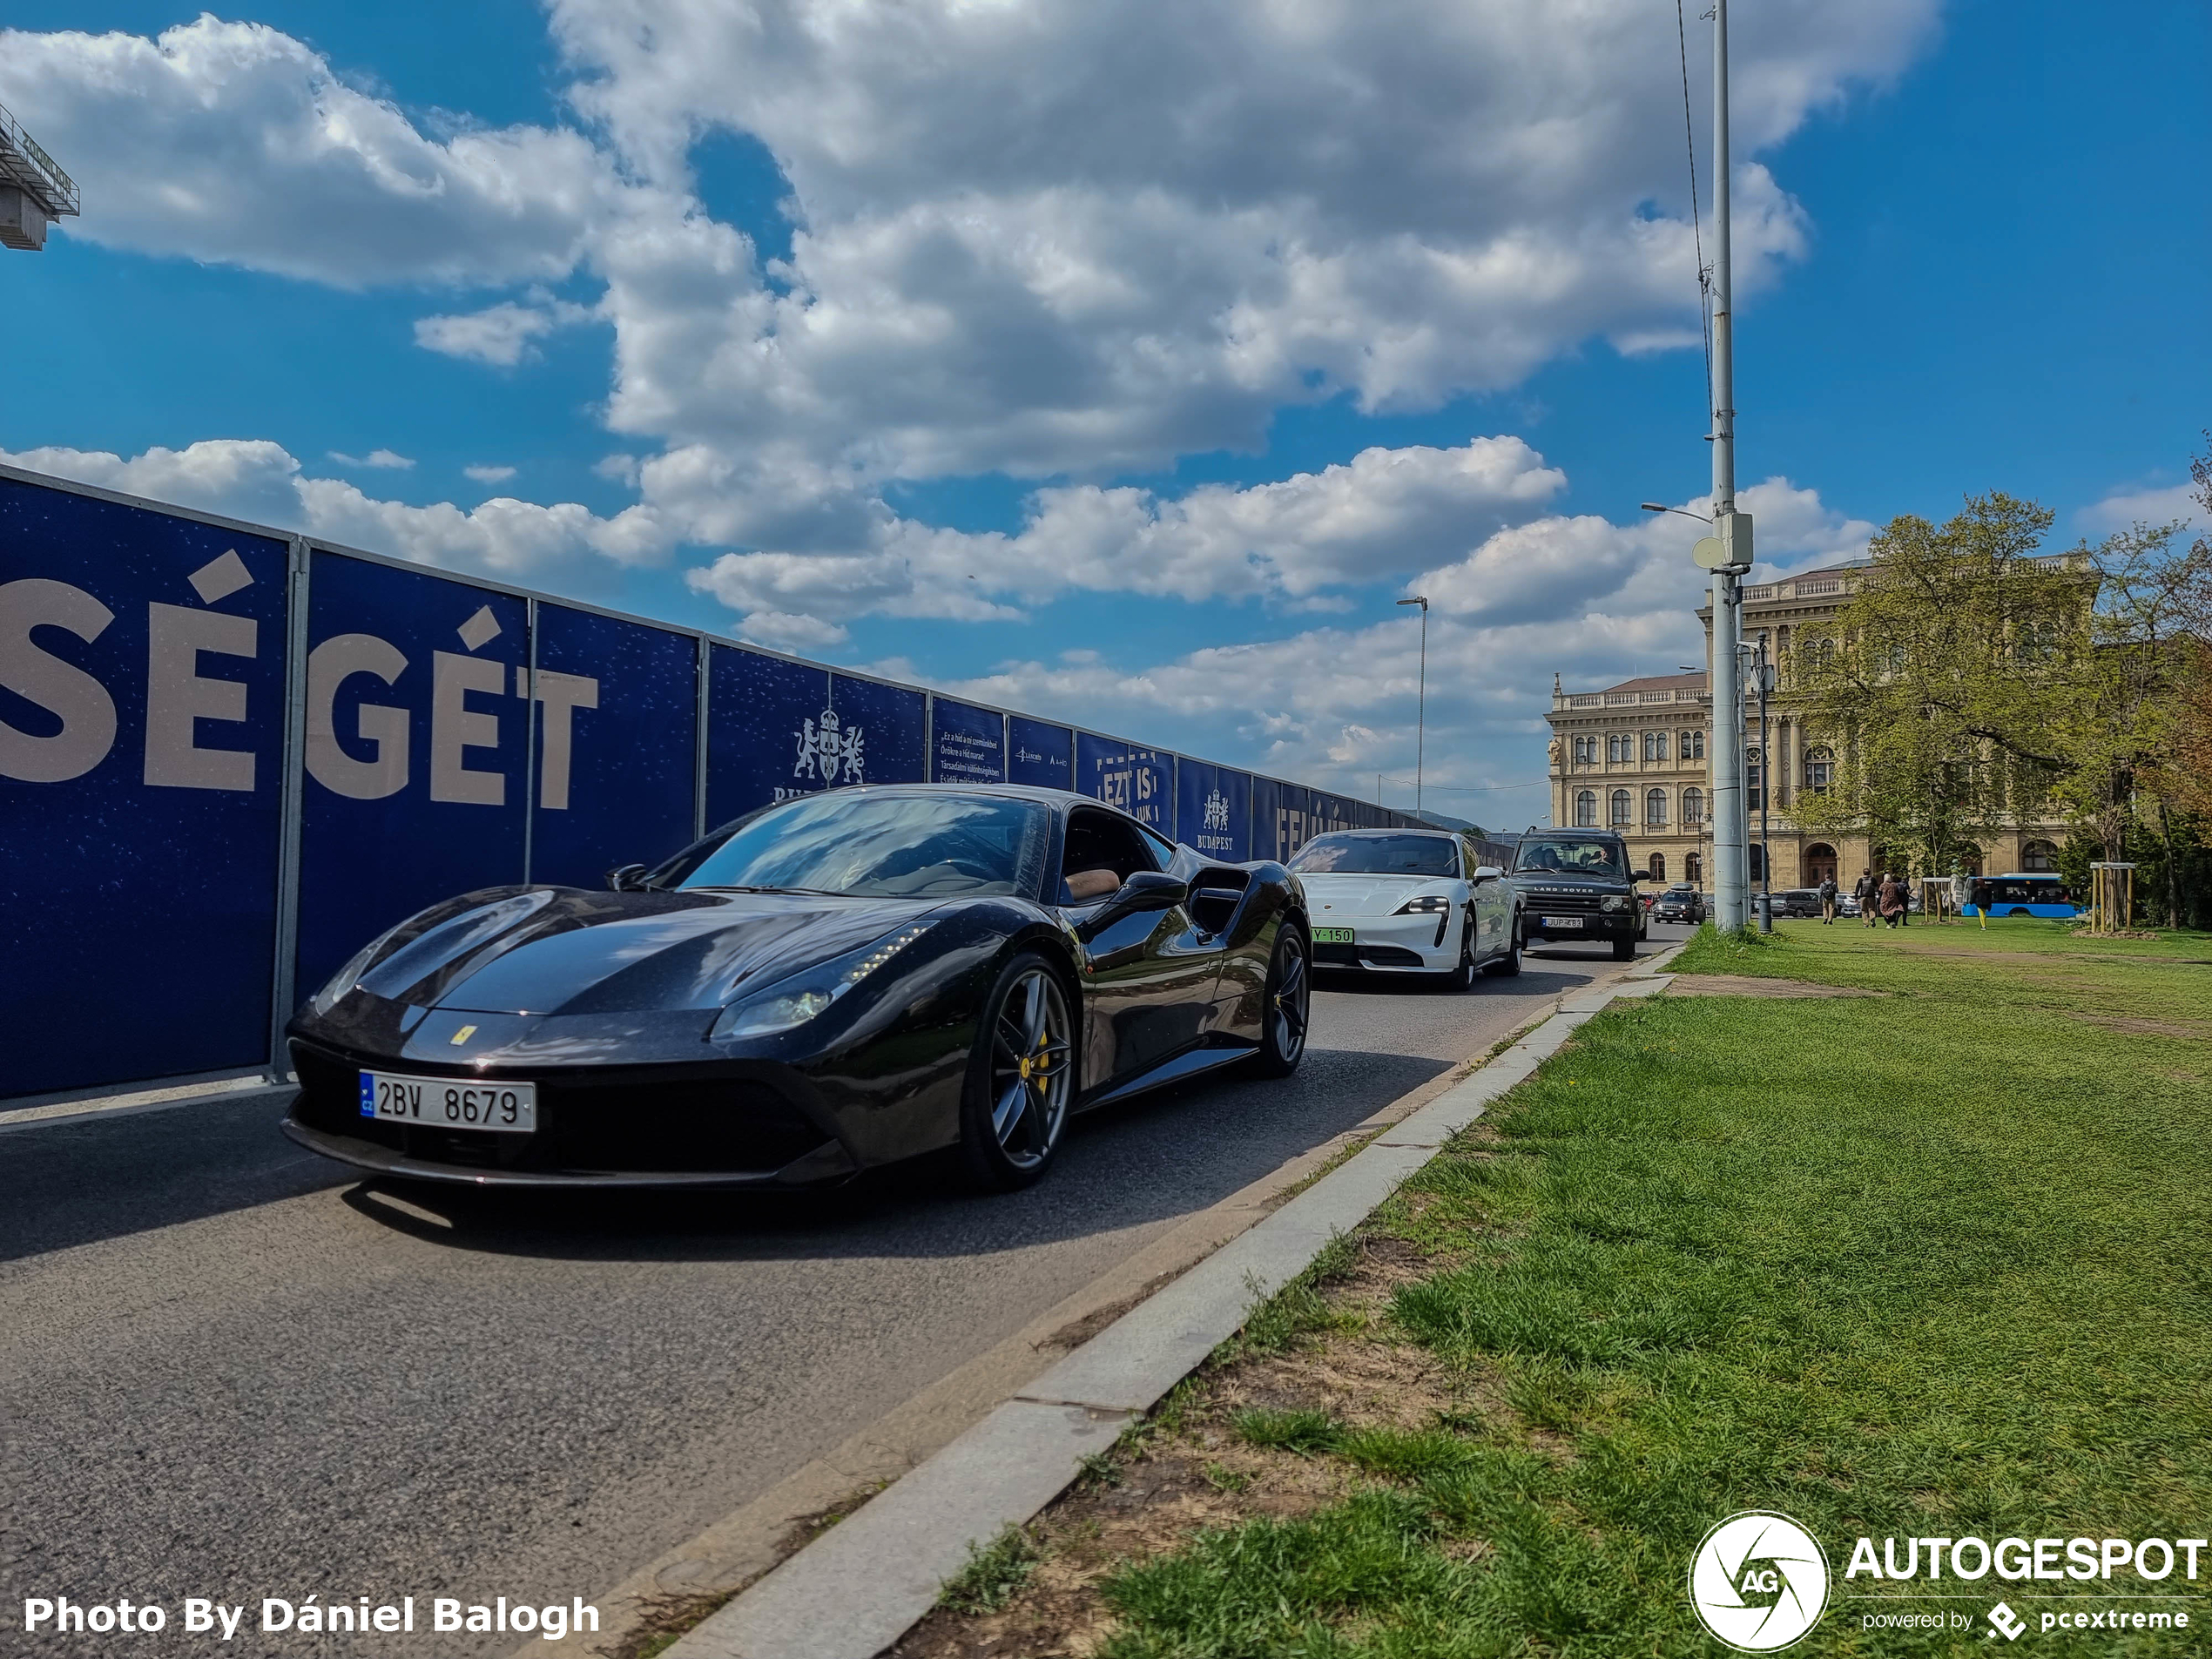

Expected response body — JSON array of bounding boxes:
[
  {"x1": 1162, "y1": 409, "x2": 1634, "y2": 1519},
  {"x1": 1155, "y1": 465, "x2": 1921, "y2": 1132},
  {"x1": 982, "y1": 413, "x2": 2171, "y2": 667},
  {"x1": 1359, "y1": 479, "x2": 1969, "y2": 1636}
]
[{"x1": 283, "y1": 786, "x2": 1311, "y2": 1191}]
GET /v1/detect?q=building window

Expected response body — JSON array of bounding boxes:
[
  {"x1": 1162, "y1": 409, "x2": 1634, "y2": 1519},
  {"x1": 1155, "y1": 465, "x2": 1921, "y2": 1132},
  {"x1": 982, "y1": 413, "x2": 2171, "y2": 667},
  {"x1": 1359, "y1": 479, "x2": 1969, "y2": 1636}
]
[
  {"x1": 1645, "y1": 787, "x2": 1667, "y2": 827},
  {"x1": 1683, "y1": 786, "x2": 1704, "y2": 826},
  {"x1": 1571, "y1": 734, "x2": 1594, "y2": 765},
  {"x1": 1610, "y1": 788, "x2": 1632, "y2": 828},
  {"x1": 1649, "y1": 853, "x2": 1667, "y2": 882},
  {"x1": 1750, "y1": 844, "x2": 1766, "y2": 882},
  {"x1": 1575, "y1": 789, "x2": 1597, "y2": 827},
  {"x1": 1643, "y1": 731, "x2": 1669, "y2": 761},
  {"x1": 1607, "y1": 733, "x2": 1630, "y2": 764},
  {"x1": 1685, "y1": 852, "x2": 1703, "y2": 885},
  {"x1": 1746, "y1": 746, "x2": 1764, "y2": 813},
  {"x1": 2021, "y1": 839, "x2": 2059, "y2": 873},
  {"x1": 1679, "y1": 728, "x2": 1705, "y2": 760},
  {"x1": 1804, "y1": 745, "x2": 1833, "y2": 795}
]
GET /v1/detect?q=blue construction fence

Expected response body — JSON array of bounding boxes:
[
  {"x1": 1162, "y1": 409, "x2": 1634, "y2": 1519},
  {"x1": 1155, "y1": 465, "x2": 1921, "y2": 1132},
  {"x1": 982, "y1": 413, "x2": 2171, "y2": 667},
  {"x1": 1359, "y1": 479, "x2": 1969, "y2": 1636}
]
[{"x1": 0, "y1": 463, "x2": 1437, "y2": 1103}]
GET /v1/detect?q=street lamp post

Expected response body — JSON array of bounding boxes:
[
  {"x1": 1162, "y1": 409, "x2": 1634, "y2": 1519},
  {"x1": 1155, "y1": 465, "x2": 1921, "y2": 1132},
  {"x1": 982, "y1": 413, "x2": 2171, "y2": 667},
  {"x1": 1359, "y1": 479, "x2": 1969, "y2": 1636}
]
[
  {"x1": 1641, "y1": 0, "x2": 1751, "y2": 930},
  {"x1": 1397, "y1": 596, "x2": 1428, "y2": 816},
  {"x1": 1749, "y1": 638, "x2": 1777, "y2": 932}
]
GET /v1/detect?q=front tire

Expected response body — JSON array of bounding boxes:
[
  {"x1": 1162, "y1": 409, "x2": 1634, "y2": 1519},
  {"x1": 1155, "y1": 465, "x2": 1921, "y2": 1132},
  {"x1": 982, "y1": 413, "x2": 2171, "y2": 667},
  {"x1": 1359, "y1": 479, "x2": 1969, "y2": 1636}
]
[
  {"x1": 1611, "y1": 936, "x2": 1635, "y2": 961},
  {"x1": 959, "y1": 952, "x2": 1075, "y2": 1191},
  {"x1": 1485, "y1": 916, "x2": 1522, "y2": 976},
  {"x1": 1438, "y1": 912, "x2": 1478, "y2": 991},
  {"x1": 1248, "y1": 921, "x2": 1310, "y2": 1078}
]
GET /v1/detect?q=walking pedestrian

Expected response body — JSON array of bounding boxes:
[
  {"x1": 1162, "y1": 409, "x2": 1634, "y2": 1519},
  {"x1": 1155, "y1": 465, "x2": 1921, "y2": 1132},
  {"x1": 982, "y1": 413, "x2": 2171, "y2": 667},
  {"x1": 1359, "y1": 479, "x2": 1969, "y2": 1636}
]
[
  {"x1": 1971, "y1": 874, "x2": 1991, "y2": 931},
  {"x1": 1853, "y1": 868, "x2": 1877, "y2": 928},
  {"x1": 1818, "y1": 873, "x2": 1838, "y2": 924},
  {"x1": 1880, "y1": 873, "x2": 1905, "y2": 929}
]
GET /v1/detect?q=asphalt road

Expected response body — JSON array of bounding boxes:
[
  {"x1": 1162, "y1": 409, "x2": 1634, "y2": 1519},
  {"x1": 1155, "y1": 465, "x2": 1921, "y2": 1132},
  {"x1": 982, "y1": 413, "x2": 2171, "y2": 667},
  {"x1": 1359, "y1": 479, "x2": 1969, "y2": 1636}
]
[{"x1": 0, "y1": 929, "x2": 1683, "y2": 1653}]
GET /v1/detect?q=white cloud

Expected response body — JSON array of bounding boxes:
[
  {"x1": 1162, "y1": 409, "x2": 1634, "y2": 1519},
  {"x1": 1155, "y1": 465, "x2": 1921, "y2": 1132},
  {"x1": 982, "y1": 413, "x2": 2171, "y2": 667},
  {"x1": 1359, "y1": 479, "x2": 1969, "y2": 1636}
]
[
  {"x1": 0, "y1": 3, "x2": 1939, "y2": 697},
  {"x1": 1, "y1": 441, "x2": 670, "y2": 590},
  {"x1": 869, "y1": 474, "x2": 1870, "y2": 809},
  {"x1": 0, "y1": 16, "x2": 667, "y2": 289},
  {"x1": 464, "y1": 464, "x2": 518, "y2": 484},
  {"x1": 416, "y1": 298, "x2": 597, "y2": 367},
  {"x1": 328, "y1": 448, "x2": 415, "y2": 469},
  {"x1": 2077, "y1": 481, "x2": 2202, "y2": 536}
]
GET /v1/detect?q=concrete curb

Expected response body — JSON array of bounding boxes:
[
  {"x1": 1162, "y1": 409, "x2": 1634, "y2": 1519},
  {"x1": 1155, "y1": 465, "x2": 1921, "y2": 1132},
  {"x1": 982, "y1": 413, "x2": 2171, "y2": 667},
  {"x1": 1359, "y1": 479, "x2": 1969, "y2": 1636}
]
[{"x1": 667, "y1": 951, "x2": 1682, "y2": 1659}]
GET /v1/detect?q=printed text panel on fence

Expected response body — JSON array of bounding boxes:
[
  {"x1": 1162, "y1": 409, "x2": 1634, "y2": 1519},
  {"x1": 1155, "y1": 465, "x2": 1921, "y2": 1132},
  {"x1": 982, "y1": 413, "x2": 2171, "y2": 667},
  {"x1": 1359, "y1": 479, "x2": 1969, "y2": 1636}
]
[{"x1": 0, "y1": 480, "x2": 286, "y2": 1096}]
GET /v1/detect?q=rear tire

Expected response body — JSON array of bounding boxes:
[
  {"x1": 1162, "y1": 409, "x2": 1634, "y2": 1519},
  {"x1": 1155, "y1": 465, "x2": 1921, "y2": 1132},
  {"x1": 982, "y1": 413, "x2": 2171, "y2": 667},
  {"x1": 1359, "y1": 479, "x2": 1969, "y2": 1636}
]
[
  {"x1": 1485, "y1": 918, "x2": 1522, "y2": 976},
  {"x1": 1248, "y1": 921, "x2": 1310, "y2": 1077},
  {"x1": 958, "y1": 952, "x2": 1074, "y2": 1191}
]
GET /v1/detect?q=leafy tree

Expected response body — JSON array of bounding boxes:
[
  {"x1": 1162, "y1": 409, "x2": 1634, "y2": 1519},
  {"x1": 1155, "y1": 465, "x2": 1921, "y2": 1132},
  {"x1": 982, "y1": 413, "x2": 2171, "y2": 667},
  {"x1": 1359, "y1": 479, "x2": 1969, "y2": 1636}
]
[
  {"x1": 1791, "y1": 484, "x2": 2209, "y2": 925},
  {"x1": 1791, "y1": 492, "x2": 2083, "y2": 877}
]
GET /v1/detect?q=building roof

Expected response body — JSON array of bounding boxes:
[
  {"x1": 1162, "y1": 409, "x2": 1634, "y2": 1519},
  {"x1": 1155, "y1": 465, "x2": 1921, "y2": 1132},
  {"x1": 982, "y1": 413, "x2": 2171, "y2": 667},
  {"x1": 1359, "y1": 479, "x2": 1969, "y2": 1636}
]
[{"x1": 1597, "y1": 671, "x2": 1708, "y2": 696}]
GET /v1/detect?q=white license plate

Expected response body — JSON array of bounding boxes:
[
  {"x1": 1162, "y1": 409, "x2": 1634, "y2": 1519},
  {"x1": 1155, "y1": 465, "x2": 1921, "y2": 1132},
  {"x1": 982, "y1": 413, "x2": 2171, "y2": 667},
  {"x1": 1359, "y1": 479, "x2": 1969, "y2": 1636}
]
[
  {"x1": 1312, "y1": 927, "x2": 1355, "y2": 943},
  {"x1": 1541, "y1": 915, "x2": 1584, "y2": 929},
  {"x1": 360, "y1": 1069, "x2": 536, "y2": 1134}
]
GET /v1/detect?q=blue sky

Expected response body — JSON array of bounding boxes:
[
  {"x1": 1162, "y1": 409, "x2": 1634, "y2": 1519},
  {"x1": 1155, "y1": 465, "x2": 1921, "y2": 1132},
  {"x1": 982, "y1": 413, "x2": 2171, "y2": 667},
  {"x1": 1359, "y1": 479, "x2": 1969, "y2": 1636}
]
[{"x1": 2, "y1": 0, "x2": 2203, "y2": 822}]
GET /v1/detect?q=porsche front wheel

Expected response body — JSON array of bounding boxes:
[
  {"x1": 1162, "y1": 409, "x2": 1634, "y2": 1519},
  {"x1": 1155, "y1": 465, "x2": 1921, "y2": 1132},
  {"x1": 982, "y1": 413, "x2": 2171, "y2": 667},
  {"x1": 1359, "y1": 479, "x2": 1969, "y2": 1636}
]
[
  {"x1": 1248, "y1": 922, "x2": 1310, "y2": 1078},
  {"x1": 960, "y1": 953, "x2": 1075, "y2": 1190}
]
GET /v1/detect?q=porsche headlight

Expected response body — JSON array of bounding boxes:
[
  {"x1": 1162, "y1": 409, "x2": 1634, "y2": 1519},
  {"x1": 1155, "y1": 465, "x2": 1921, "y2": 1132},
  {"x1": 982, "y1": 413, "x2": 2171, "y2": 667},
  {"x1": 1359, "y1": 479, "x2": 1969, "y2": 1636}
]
[
  {"x1": 1393, "y1": 894, "x2": 1453, "y2": 915},
  {"x1": 1599, "y1": 894, "x2": 1629, "y2": 912},
  {"x1": 710, "y1": 921, "x2": 939, "y2": 1042}
]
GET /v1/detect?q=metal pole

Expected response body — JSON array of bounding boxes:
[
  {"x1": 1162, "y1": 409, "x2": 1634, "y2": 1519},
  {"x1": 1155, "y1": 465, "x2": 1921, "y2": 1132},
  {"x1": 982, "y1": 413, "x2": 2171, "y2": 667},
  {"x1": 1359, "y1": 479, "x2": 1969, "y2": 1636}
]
[
  {"x1": 1416, "y1": 603, "x2": 1426, "y2": 814},
  {"x1": 265, "y1": 535, "x2": 313, "y2": 1082},
  {"x1": 1756, "y1": 641, "x2": 1772, "y2": 933},
  {"x1": 1707, "y1": 0, "x2": 1748, "y2": 932}
]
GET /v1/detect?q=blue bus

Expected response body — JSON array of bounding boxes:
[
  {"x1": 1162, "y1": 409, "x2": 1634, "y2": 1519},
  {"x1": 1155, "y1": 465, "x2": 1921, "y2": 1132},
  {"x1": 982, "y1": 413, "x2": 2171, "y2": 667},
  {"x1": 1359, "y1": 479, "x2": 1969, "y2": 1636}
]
[{"x1": 1964, "y1": 873, "x2": 2079, "y2": 919}]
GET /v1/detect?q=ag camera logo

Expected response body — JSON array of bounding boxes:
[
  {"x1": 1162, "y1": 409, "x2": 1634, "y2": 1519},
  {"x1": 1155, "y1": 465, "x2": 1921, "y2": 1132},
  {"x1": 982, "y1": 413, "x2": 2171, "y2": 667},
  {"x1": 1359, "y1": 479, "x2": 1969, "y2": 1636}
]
[{"x1": 1689, "y1": 1511, "x2": 1831, "y2": 1651}]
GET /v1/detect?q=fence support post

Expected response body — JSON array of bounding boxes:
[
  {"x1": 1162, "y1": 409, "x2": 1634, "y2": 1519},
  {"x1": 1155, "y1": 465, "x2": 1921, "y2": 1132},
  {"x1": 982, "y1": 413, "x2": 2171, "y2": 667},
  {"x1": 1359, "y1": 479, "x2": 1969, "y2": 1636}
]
[{"x1": 265, "y1": 536, "x2": 313, "y2": 1083}]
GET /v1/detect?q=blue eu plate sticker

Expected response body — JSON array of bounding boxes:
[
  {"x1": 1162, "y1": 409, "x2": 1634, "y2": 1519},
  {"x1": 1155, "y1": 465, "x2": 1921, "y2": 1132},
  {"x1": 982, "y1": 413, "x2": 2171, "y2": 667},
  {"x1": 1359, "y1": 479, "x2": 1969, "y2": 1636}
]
[{"x1": 359, "y1": 1074, "x2": 375, "y2": 1117}]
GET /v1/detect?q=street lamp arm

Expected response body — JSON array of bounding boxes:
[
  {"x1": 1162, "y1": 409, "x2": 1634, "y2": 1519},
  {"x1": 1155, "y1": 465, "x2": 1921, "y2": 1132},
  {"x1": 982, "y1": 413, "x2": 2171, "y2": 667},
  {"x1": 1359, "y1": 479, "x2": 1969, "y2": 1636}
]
[{"x1": 1640, "y1": 503, "x2": 1714, "y2": 525}]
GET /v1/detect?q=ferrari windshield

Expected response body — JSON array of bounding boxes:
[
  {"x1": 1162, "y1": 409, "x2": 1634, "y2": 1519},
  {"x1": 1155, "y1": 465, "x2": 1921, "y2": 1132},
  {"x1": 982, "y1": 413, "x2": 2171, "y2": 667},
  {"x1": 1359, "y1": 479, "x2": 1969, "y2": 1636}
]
[
  {"x1": 679, "y1": 792, "x2": 1049, "y2": 898},
  {"x1": 1514, "y1": 839, "x2": 1629, "y2": 880},
  {"x1": 1289, "y1": 833, "x2": 1459, "y2": 877}
]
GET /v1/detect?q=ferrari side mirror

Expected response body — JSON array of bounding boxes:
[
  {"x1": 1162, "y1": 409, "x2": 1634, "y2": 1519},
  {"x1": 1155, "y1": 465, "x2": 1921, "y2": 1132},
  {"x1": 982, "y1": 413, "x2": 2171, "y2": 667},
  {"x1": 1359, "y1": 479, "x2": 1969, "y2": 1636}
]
[
  {"x1": 606, "y1": 863, "x2": 651, "y2": 893},
  {"x1": 1075, "y1": 870, "x2": 1188, "y2": 940}
]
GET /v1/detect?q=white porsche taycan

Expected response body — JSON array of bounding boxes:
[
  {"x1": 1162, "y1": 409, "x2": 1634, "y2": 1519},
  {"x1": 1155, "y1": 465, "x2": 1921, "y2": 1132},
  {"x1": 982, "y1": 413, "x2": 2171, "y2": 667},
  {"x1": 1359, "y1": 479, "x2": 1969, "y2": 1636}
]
[{"x1": 1288, "y1": 828, "x2": 1521, "y2": 988}]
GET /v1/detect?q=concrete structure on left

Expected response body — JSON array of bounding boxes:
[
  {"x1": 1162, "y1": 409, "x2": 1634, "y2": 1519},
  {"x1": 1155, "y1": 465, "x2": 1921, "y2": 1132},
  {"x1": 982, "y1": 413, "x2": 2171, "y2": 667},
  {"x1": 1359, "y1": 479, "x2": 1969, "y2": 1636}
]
[{"x1": 0, "y1": 98, "x2": 80, "y2": 251}]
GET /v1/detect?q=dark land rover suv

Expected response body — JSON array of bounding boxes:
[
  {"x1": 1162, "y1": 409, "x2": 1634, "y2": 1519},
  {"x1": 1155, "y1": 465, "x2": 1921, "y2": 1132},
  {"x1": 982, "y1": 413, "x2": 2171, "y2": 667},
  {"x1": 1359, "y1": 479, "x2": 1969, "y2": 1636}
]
[{"x1": 1509, "y1": 830, "x2": 1644, "y2": 961}]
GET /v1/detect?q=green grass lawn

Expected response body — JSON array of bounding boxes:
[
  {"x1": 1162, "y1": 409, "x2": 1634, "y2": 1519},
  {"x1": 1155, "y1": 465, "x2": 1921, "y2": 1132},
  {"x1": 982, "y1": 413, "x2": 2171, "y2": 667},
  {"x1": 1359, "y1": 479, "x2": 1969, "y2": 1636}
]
[{"x1": 1089, "y1": 922, "x2": 2212, "y2": 1656}]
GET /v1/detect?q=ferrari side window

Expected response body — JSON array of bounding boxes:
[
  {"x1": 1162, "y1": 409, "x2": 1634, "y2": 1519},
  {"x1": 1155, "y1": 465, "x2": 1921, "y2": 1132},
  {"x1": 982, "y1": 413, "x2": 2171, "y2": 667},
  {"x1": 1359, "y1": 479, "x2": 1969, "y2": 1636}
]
[
  {"x1": 1137, "y1": 824, "x2": 1179, "y2": 870},
  {"x1": 1061, "y1": 809, "x2": 1157, "y2": 904}
]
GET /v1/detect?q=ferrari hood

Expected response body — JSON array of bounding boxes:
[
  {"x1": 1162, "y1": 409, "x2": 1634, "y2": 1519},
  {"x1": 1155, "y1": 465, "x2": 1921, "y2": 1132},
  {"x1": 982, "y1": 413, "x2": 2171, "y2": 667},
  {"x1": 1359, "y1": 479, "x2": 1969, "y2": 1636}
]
[
  {"x1": 353, "y1": 887, "x2": 934, "y2": 1016},
  {"x1": 1298, "y1": 873, "x2": 1452, "y2": 917}
]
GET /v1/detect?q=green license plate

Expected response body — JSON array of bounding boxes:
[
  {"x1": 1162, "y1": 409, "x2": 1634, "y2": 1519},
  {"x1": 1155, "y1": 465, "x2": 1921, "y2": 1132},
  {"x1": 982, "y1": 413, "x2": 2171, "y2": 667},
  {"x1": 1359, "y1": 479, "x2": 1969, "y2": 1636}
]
[{"x1": 1311, "y1": 927, "x2": 1354, "y2": 943}]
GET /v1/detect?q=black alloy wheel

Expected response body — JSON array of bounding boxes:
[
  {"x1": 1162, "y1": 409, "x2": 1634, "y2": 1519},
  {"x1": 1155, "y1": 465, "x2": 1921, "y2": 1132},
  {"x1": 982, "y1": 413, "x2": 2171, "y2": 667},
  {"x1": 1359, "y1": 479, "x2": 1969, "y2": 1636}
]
[
  {"x1": 1248, "y1": 922, "x2": 1310, "y2": 1077},
  {"x1": 960, "y1": 952, "x2": 1075, "y2": 1190},
  {"x1": 1612, "y1": 934, "x2": 1636, "y2": 961}
]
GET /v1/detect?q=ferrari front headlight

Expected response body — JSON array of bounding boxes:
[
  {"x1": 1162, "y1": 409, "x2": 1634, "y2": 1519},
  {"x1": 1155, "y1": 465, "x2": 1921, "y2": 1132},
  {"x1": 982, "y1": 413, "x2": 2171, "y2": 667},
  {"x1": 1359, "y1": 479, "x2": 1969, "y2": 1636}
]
[
  {"x1": 1393, "y1": 894, "x2": 1453, "y2": 915},
  {"x1": 710, "y1": 921, "x2": 938, "y2": 1042},
  {"x1": 307, "y1": 925, "x2": 406, "y2": 1015}
]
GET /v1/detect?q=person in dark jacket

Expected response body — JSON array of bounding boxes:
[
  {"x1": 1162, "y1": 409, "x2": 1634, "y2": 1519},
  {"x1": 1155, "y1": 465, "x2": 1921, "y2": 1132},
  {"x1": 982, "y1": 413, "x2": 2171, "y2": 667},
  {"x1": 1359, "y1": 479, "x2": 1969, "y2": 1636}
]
[
  {"x1": 1971, "y1": 874, "x2": 1991, "y2": 930},
  {"x1": 1854, "y1": 868, "x2": 1877, "y2": 928},
  {"x1": 1818, "y1": 874, "x2": 1838, "y2": 923}
]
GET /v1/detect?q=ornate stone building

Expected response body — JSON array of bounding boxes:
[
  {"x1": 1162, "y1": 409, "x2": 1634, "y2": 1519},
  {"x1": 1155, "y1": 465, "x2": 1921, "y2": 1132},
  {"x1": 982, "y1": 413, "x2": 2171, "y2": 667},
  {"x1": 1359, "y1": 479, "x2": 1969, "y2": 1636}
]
[{"x1": 1544, "y1": 562, "x2": 2071, "y2": 889}]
